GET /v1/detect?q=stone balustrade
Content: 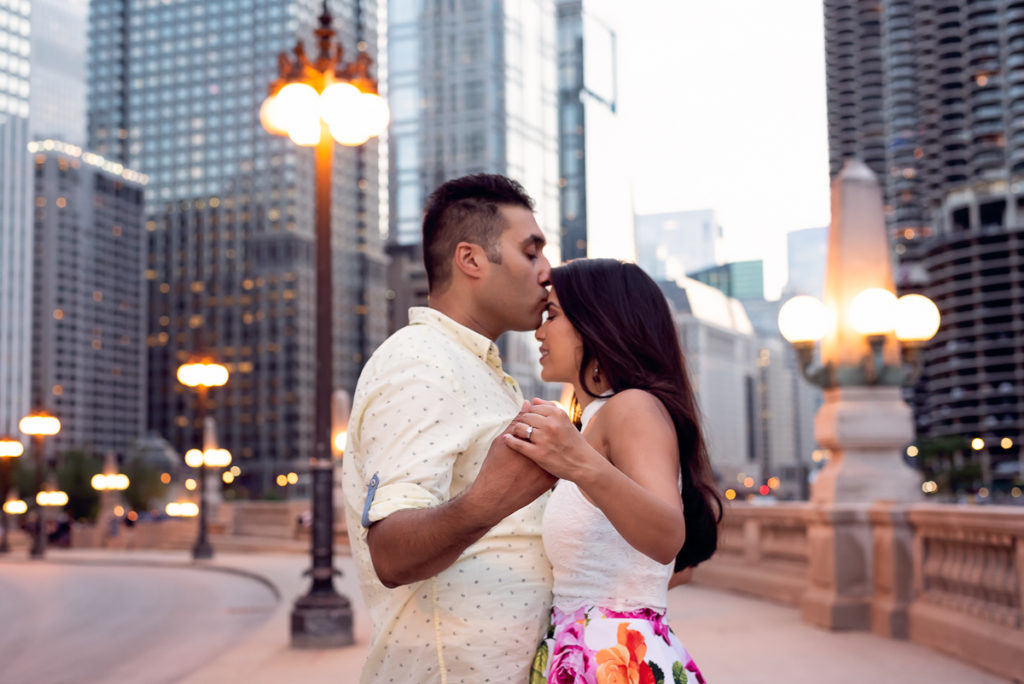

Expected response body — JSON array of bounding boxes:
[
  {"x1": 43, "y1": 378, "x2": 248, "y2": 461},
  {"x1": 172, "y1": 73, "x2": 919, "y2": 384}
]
[{"x1": 693, "y1": 502, "x2": 1024, "y2": 683}]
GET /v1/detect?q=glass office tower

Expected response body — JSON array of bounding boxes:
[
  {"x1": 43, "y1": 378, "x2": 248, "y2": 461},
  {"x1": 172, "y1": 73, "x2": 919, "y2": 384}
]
[
  {"x1": 0, "y1": 0, "x2": 31, "y2": 438},
  {"x1": 30, "y1": 141, "x2": 147, "y2": 457},
  {"x1": 387, "y1": 0, "x2": 560, "y2": 399},
  {"x1": 88, "y1": 0, "x2": 387, "y2": 494},
  {"x1": 555, "y1": 0, "x2": 631, "y2": 261}
]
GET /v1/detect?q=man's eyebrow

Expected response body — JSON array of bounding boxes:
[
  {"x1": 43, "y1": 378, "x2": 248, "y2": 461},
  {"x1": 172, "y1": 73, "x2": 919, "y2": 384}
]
[{"x1": 520, "y1": 234, "x2": 546, "y2": 249}]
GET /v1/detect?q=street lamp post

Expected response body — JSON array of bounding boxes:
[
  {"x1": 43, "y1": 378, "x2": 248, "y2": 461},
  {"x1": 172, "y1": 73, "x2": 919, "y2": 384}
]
[
  {"x1": 778, "y1": 161, "x2": 941, "y2": 504},
  {"x1": 91, "y1": 452, "x2": 130, "y2": 547},
  {"x1": 0, "y1": 435, "x2": 25, "y2": 553},
  {"x1": 184, "y1": 446, "x2": 232, "y2": 559},
  {"x1": 777, "y1": 161, "x2": 941, "y2": 505},
  {"x1": 260, "y1": 0, "x2": 388, "y2": 649},
  {"x1": 177, "y1": 360, "x2": 229, "y2": 560},
  {"x1": 18, "y1": 411, "x2": 61, "y2": 558}
]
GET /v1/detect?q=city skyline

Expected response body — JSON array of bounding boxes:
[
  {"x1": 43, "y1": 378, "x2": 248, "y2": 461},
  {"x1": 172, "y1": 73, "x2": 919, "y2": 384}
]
[{"x1": 617, "y1": 0, "x2": 831, "y2": 299}]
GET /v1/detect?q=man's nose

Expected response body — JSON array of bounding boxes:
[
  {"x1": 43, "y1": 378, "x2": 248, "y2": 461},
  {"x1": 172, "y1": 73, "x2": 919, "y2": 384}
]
[{"x1": 538, "y1": 255, "x2": 552, "y2": 284}]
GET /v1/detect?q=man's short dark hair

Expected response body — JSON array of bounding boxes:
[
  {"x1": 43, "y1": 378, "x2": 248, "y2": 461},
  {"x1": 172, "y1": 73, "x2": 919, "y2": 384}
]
[{"x1": 421, "y1": 174, "x2": 535, "y2": 293}]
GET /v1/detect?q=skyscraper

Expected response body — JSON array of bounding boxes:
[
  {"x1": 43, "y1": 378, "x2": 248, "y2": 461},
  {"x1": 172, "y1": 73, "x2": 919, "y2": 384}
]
[
  {"x1": 784, "y1": 225, "x2": 828, "y2": 299},
  {"x1": 824, "y1": 0, "x2": 1023, "y2": 481},
  {"x1": 29, "y1": 140, "x2": 147, "y2": 457},
  {"x1": 88, "y1": 0, "x2": 387, "y2": 494},
  {"x1": 387, "y1": 0, "x2": 559, "y2": 250},
  {"x1": 387, "y1": 0, "x2": 560, "y2": 399},
  {"x1": 689, "y1": 260, "x2": 765, "y2": 301},
  {"x1": 0, "y1": 0, "x2": 31, "y2": 438},
  {"x1": 635, "y1": 209, "x2": 722, "y2": 282},
  {"x1": 555, "y1": 0, "x2": 632, "y2": 261},
  {"x1": 29, "y1": 0, "x2": 88, "y2": 145}
]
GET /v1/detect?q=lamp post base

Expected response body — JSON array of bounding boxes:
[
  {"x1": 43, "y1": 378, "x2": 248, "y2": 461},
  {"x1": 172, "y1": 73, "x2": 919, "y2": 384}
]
[
  {"x1": 812, "y1": 386, "x2": 920, "y2": 505},
  {"x1": 290, "y1": 591, "x2": 354, "y2": 648},
  {"x1": 30, "y1": 513, "x2": 45, "y2": 559},
  {"x1": 192, "y1": 541, "x2": 214, "y2": 560}
]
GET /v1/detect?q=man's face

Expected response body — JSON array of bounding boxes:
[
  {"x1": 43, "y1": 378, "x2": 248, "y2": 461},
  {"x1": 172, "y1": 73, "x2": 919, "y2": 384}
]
[{"x1": 479, "y1": 205, "x2": 551, "y2": 332}]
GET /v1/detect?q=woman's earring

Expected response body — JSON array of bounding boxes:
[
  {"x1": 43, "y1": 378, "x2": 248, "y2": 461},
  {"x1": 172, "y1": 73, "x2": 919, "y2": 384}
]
[{"x1": 592, "y1": 363, "x2": 600, "y2": 383}]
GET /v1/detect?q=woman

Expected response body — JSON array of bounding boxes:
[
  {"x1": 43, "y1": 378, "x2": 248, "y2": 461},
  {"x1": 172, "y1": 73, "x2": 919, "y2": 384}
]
[{"x1": 504, "y1": 259, "x2": 721, "y2": 684}]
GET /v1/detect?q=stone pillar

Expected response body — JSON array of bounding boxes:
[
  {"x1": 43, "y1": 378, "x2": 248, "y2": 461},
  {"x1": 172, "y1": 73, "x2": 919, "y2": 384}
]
[
  {"x1": 801, "y1": 505, "x2": 873, "y2": 630},
  {"x1": 869, "y1": 503, "x2": 914, "y2": 638},
  {"x1": 812, "y1": 386, "x2": 920, "y2": 505}
]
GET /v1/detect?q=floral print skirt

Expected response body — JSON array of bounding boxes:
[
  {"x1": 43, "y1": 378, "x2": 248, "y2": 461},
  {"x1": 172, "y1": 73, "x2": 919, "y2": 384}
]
[{"x1": 529, "y1": 605, "x2": 705, "y2": 684}]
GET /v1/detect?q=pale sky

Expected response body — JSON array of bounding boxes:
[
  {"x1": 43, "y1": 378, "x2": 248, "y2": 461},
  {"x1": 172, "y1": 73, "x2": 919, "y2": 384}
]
[{"x1": 616, "y1": 0, "x2": 832, "y2": 300}]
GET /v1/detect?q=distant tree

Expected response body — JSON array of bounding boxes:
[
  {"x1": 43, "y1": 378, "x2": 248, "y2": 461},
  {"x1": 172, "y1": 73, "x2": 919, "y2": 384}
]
[
  {"x1": 916, "y1": 435, "x2": 972, "y2": 494},
  {"x1": 123, "y1": 456, "x2": 168, "y2": 512},
  {"x1": 56, "y1": 450, "x2": 103, "y2": 521}
]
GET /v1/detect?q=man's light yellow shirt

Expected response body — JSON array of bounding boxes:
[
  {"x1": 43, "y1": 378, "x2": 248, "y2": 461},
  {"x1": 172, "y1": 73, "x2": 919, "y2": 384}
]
[{"x1": 342, "y1": 307, "x2": 552, "y2": 683}]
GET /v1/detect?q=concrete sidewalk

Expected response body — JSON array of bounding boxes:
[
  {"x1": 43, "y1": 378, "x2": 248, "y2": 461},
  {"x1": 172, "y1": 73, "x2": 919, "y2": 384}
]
[{"x1": 42, "y1": 548, "x2": 1010, "y2": 683}]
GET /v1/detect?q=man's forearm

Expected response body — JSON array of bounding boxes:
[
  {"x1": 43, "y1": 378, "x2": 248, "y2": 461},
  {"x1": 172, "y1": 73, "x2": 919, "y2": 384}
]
[{"x1": 366, "y1": 493, "x2": 496, "y2": 588}]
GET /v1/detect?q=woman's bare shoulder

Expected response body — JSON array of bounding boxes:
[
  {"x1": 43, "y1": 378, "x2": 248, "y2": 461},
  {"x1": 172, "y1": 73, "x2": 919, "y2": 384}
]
[{"x1": 601, "y1": 389, "x2": 673, "y2": 427}]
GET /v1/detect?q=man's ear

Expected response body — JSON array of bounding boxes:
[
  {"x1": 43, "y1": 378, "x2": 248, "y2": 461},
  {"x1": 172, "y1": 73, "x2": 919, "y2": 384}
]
[{"x1": 453, "y1": 241, "x2": 486, "y2": 281}]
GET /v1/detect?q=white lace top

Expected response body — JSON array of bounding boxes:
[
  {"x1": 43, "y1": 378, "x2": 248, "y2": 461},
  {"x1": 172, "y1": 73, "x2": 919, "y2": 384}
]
[{"x1": 542, "y1": 398, "x2": 676, "y2": 613}]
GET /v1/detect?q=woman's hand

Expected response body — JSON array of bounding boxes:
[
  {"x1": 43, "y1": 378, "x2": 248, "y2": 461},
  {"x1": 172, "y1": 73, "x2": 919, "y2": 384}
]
[{"x1": 502, "y1": 399, "x2": 601, "y2": 482}]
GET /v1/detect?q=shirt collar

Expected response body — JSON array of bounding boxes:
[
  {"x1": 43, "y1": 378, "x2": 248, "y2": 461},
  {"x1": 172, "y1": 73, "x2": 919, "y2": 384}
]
[{"x1": 408, "y1": 306, "x2": 503, "y2": 368}]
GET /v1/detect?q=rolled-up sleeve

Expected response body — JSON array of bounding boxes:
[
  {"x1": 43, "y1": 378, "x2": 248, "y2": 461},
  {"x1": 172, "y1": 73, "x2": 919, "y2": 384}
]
[{"x1": 350, "y1": 352, "x2": 471, "y2": 538}]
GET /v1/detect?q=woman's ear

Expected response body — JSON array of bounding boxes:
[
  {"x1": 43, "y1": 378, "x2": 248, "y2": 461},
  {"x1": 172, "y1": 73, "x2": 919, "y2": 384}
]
[{"x1": 453, "y1": 241, "x2": 486, "y2": 280}]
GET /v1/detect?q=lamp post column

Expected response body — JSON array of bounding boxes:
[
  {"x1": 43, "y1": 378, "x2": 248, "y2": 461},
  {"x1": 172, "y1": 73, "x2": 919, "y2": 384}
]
[
  {"x1": 29, "y1": 434, "x2": 45, "y2": 559},
  {"x1": 0, "y1": 459, "x2": 12, "y2": 553},
  {"x1": 193, "y1": 385, "x2": 213, "y2": 560},
  {"x1": 291, "y1": 123, "x2": 354, "y2": 647}
]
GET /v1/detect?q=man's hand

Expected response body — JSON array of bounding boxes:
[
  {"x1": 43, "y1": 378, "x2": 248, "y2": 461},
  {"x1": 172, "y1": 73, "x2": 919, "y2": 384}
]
[
  {"x1": 366, "y1": 403, "x2": 555, "y2": 588},
  {"x1": 460, "y1": 405, "x2": 558, "y2": 527}
]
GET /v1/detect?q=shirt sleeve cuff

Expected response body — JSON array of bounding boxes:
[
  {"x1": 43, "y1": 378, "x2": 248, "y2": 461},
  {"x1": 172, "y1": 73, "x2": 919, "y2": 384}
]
[{"x1": 357, "y1": 482, "x2": 443, "y2": 539}]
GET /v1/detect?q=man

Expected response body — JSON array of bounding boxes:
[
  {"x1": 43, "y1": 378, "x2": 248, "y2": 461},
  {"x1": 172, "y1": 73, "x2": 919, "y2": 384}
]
[{"x1": 342, "y1": 174, "x2": 556, "y2": 682}]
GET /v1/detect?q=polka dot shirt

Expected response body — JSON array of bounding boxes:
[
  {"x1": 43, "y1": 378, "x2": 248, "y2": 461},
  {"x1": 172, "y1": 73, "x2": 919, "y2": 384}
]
[{"x1": 342, "y1": 307, "x2": 552, "y2": 683}]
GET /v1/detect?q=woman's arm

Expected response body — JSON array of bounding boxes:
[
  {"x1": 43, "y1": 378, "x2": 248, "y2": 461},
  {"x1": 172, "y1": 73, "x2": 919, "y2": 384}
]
[{"x1": 505, "y1": 391, "x2": 685, "y2": 564}]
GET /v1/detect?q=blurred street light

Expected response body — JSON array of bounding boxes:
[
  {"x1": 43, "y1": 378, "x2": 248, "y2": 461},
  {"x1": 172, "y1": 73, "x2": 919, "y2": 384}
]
[
  {"x1": 165, "y1": 501, "x2": 199, "y2": 518},
  {"x1": 778, "y1": 161, "x2": 939, "y2": 504},
  {"x1": 0, "y1": 435, "x2": 24, "y2": 554},
  {"x1": 177, "y1": 360, "x2": 229, "y2": 560},
  {"x1": 260, "y1": 1, "x2": 381, "y2": 648},
  {"x1": 19, "y1": 410, "x2": 60, "y2": 558}
]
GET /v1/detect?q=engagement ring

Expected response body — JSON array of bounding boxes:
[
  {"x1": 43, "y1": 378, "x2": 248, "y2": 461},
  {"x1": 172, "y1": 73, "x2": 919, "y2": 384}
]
[{"x1": 524, "y1": 425, "x2": 534, "y2": 441}]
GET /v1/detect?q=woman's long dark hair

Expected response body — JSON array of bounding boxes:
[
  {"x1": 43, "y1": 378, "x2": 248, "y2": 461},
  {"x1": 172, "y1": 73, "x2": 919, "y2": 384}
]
[{"x1": 550, "y1": 258, "x2": 723, "y2": 570}]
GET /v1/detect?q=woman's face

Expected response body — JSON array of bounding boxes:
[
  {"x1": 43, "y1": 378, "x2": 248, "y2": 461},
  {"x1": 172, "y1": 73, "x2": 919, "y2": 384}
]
[{"x1": 535, "y1": 288, "x2": 583, "y2": 383}]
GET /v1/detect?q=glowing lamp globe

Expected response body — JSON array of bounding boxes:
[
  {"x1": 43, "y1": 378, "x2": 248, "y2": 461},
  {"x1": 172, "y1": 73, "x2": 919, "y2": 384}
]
[
  {"x1": 849, "y1": 288, "x2": 898, "y2": 336},
  {"x1": 37, "y1": 490, "x2": 68, "y2": 507},
  {"x1": 3, "y1": 499, "x2": 27, "y2": 515},
  {"x1": 19, "y1": 414, "x2": 60, "y2": 437},
  {"x1": 319, "y1": 83, "x2": 361, "y2": 122},
  {"x1": 0, "y1": 436, "x2": 24, "y2": 458},
  {"x1": 259, "y1": 94, "x2": 290, "y2": 136},
  {"x1": 328, "y1": 118, "x2": 371, "y2": 147},
  {"x1": 894, "y1": 294, "x2": 940, "y2": 342},
  {"x1": 354, "y1": 92, "x2": 390, "y2": 138},
  {"x1": 177, "y1": 361, "x2": 229, "y2": 388},
  {"x1": 778, "y1": 296, "x2": 829, "y2": 344},
  {"x1": 287, "y1": 116, "x2": 322, "y2": 146},
  {"x1": 203, "y1": 448, "x2": 232, "y2": 468},
  {"x1": 274, "y1": 83, "x2": 320, "y2": 127},
  {"x1": 184, "y1": 448, "x2": 204, "y2": 468},
  {"x1": 166, "y1": 501, "x2": 199, "y2": 517}
]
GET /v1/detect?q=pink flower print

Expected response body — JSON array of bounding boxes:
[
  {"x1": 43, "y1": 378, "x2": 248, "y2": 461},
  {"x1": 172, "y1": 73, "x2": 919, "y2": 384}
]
[
  {"x1": 549, "y1": 615, "x2": 592, "y2": 683},
  {"x1": 686, "y1": 658, "x2": 706, "y2": 684}
]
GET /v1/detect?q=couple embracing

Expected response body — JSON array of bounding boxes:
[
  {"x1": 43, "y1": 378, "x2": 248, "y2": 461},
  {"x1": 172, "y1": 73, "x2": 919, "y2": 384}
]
[{"x1": 342, "y1": 174, "x2": 722, "y2": 683}]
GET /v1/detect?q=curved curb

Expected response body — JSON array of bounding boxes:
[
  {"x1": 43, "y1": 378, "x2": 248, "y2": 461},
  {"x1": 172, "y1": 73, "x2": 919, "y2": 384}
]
[{"x1": 0, "y1": 554, "x2": 282, "y2": 602}]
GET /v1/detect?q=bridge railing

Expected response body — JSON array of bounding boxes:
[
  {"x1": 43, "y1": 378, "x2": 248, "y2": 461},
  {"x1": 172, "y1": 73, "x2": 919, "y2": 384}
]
[{"x1": 693, "y1": 502, "x2": 1024, "y2": 683}]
